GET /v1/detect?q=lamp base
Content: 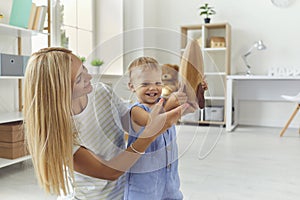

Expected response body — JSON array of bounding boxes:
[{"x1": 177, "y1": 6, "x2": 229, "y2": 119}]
[{"x1": 245, "y1": 70, "x2": 252, "y2": 76}]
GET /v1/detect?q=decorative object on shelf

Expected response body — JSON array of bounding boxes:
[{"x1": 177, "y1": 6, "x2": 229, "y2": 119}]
[
  {"x1": 32, "y1": 5, "x2": 47, "y2": 31},
  {"x1": 210, "y1": 37, "x2": 226, "y2": 48},
  {"x1": 90, "y1": 58, "x2": 104, "y2": 74},
  {"x1": 27, "y1": 3, "x2": 36, "y2": 30},
  {"x1": 242, "y1": 40, "x2": 267, "y2": 76},
  {"x1": 161, "y1": 64, "x2": 179, "y2": 98},
  {"x1": 268, "y1": 66, "x2": 300, "y2": 77},
  {"x1": 78, "y1": 56, "x2": 86, "y2": 63},
  {"x1": 9, "y1": 0, "x2": 32, "y2": 28},
  {"x1": 199, "y1": 3, "x2": 216, "y2": 24},
  {"x1": 271, "y1": 0, "x2": 294, "y2": 8}
]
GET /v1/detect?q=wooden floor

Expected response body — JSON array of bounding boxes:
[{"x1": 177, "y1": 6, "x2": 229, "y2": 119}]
[{"x1": 0, "y1": 125, "x2": 300, "y2": 200}]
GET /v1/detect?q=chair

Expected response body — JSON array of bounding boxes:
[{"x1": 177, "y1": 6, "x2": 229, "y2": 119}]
[{"x1": 279, "y1": 92, "x2": 300, "y2": 137}]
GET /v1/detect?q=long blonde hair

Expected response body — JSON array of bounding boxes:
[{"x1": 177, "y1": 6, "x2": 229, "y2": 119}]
[{"x1": 24, "y1": 47, "x2": 75, "y2": 195}]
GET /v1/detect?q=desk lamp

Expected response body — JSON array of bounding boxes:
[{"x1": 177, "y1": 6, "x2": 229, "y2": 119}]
[{"x1": 242, "y1": 40, "x2": 266, "y2": 75}]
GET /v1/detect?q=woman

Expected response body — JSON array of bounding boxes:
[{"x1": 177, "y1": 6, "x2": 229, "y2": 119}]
[{"x1": 23, "y1": 47, "x2": 189, "y2": 199}]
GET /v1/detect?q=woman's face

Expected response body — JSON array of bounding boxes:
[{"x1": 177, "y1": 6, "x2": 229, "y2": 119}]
[{"x1": 71, "y1": 55, "x2": 93, "y2": 99}]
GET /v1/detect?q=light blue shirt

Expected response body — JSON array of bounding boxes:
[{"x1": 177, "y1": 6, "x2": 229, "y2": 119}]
[{"x1": 124, "y1": 102, "x2": 183, "y2": 200}]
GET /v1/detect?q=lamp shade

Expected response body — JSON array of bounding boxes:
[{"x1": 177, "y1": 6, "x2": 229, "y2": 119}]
[{"x1": 254, "y1": 40, "x2": 266, "y2": 51}]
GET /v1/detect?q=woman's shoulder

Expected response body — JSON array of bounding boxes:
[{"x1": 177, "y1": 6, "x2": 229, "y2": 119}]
[
  {"x1": 94, "y1": 82, "x2": 112, "y2": 92},
  {"x1": 91, "y1": 82, "x2": 113, "y2": 99}
]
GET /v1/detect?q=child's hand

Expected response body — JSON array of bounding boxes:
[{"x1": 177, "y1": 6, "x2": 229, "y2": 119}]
[{"x1": 201, "y1": 78, "x2": 208, "y2": 90}]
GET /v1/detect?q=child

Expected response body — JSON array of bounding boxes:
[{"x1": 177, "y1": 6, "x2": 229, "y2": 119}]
[{"x1": 125, "y1": 56, "x2": 186, "y2": 200}]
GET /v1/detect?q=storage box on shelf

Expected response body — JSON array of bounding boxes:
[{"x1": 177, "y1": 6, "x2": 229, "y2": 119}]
[
  {"x1": 0, "y1": 114, "x2": 29, "y2": 168},
  {"x1": 0, "y1": 121, "x2": 24, "y2": 142},
  {"x1": 180, "y1": 23, "x2": 231, "y2": 126},
  {"x1": 0, "y1": 53, "x2": 30, "y2": 76},
  {"x1": 0, "y1": 121, "x2": 28, "y2": 159},
  {"x1": 204, "y1": 106, "x2": 224, "y2": 122}
]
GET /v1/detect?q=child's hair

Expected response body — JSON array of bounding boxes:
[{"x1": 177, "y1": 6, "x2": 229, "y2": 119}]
[{"x1": 128, "y1": 56, "x2": 161, "y2": 81}]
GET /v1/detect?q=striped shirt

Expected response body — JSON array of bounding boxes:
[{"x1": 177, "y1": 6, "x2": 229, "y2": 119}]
[{"x1": 60, "y1": 82, "x2": 128, "y2": 200}]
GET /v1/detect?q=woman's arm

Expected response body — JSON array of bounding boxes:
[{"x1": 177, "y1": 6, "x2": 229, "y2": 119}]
[
  {"x1": 73, "y1": 137, "x2": 150, "y2": 181},
  {"x1": 73, "y1": 99, "x2": 189, "y2": 180}
]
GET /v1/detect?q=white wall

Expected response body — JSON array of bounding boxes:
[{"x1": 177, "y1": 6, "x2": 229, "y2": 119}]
[
  {"x1": 95, "y1": 0, "x2": 124, "y2": 75},
  {"x1": 131, "y1": 0, "x2": 300, "y2": 74},
  {"x1": 123, "y1": 0, "x2": 300, "y2": 128}
]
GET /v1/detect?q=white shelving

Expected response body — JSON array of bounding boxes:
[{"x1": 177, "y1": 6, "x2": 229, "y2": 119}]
[
  {"x1": 203, "y1": 47, "x2": 226, "y2": 51},
  {"x1": 0, "y1": 155, "x2": 30, "y2": 168},
  {"x1": 204, "y1": 72, "x2": 227, "y2": 76},
  {"x1": 0, "y1": 23, "x2": 33, "y2": 37},
  {"x1": 0, "y1": 23, "x2": 30, "y2": 167},
  {"x1": 205, "y1": 96, "x2": 225, "y2": 100},
  {"x1": 0, "y1": 112, "x2": 23, "y2": 124},
  {"x1": 180, "y1": 23, "x2": 231, "y2": 125},
  {"x1": 0, "y1": 1, "x2": 50, "y2": 169},
  {"x1": 0, "y1": 8, "x2": 49, "y2": 168}
]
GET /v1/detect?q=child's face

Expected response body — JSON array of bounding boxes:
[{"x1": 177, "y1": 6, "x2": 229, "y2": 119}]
[{"x1": 130, "y1": 68, "x2": 163, "y2": 105}]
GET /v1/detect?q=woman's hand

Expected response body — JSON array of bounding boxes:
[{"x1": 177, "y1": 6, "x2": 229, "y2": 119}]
[
  {"x1": 164, "y1": 84, "x2": 188, "y2": 111},
  {"x1": 140, "y1": 99, "x2": 189, "y2": 139}
]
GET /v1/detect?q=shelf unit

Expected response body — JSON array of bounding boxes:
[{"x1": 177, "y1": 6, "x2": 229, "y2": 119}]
[
  {"x1": 180, "y1": 23, "x2": 231, "y2": 126},
  {"x1": 0, "y1": 0, "x2": 50, "y2": 168}
]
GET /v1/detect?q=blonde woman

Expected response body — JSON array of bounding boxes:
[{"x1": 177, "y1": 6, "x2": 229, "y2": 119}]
[{"x1": 23, "y1": 47, "x2": 189, "y2": 199}]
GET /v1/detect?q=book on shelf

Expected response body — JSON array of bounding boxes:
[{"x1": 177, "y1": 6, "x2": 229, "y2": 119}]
[
  {"x1": 27, "y1": 3, "x2": 37, "y2": 30},
  {"x1": 9, "y1": 0, "x2": 32, "y2": 28},
  {"x1": 32, "y1": 5, "x2": 47, "y2": 31}
]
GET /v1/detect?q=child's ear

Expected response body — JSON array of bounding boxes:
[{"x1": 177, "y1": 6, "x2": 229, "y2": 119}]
[{"x1": 128, "y1": 82, "x2": 135, "y2": 92}]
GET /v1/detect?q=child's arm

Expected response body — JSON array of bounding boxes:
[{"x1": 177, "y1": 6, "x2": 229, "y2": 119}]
[{"x1": 131, "y1": 106, "x2": 150, "y2": 127}]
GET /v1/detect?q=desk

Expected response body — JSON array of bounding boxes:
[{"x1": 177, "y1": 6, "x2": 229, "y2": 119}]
[{"x1": 226, "y1": 75, "x2": 300, "y2": 131}]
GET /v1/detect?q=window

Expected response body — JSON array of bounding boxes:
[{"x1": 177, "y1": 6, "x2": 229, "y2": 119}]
[
  {"x1": 53, "y1": 0, "x2": 95, "y2": 58},
  {"x1": 51, "y1": 0, "x2": 124, "y2": 75}
]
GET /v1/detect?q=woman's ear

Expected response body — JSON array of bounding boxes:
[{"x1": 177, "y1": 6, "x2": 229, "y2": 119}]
[{"x1": 128, "y1": 82, "x2": 135, "y2": 92}]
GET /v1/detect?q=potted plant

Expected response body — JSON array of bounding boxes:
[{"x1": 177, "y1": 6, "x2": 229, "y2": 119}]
[
  {"x1": 199, "y1": 3, "x2": 216, "y2": 24},
  {"x1": 79, "y1": 56, "x2": 86, "y2": 63},
  {"x1": 90, "y1": 58, "x2": 104, "y2": 74}
]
